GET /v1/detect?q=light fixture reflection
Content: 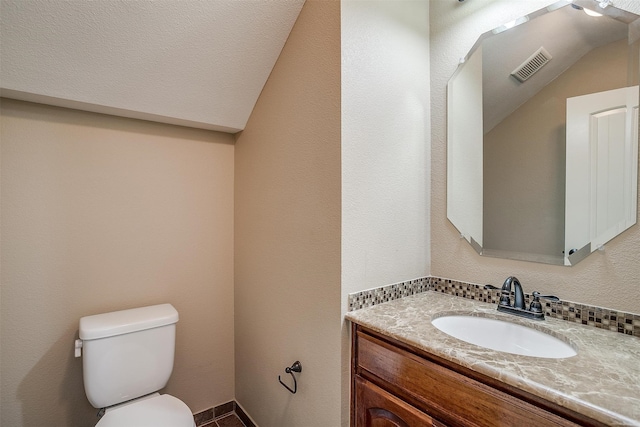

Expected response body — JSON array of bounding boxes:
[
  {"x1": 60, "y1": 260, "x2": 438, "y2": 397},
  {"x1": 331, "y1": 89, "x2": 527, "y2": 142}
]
[{"x1": 583, "y1": 8, "x2": 602, "y2": 16}]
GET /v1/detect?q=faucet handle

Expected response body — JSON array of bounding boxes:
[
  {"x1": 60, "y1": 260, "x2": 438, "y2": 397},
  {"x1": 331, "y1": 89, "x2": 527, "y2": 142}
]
[
  {"x1": 532, "y1": 291, "x2": 559, "y2": 301},
  {"x1": 484, "y1": 284, "x2": 510, "y2": 306},
  {"x1": 529, "y1": 291, "x2": 560, "y2": 314}
]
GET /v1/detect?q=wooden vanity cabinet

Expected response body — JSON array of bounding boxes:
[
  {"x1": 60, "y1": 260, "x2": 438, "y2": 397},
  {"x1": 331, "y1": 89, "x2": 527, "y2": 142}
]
[{"x1": 351, "y1": 324, "x2": 605, "y2": 427}]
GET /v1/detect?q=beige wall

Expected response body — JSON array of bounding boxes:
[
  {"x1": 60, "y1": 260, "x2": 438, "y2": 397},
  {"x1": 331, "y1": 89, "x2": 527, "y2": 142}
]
[
  {"x1": 0, "y1": 99, "x2": 235, "y2": 426},
  {"x1": 234, "y1": 1, "x2": 342, "y2": 426},
  {"x1": 431, "y1": 0, "x2": 640, "y2": 313}
]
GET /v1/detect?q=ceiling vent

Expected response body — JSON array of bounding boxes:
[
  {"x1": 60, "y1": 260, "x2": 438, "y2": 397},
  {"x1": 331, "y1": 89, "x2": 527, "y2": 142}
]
[{"x1": 511, "y1": 47, "x2": 552, "y2": 82}]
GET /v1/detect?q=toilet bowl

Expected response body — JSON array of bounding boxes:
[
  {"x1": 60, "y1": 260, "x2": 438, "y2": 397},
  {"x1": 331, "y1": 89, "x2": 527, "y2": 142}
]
[
  {"x1": 96, "y1": 393, "x2": 195, "y2": 427},
  {"x1": 77, "y1": 304, "x2": 195, "y2": 427}
]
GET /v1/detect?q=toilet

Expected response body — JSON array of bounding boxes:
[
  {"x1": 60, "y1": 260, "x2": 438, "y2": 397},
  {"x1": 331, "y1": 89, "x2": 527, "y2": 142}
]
[{"x1": 76, "y1": 303, "x2": 195, "y2": 427}]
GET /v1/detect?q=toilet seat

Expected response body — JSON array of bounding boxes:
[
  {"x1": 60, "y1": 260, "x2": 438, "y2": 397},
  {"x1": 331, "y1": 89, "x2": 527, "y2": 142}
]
[{"x1": 95, "y1": 393, "x2": 195, "y2": 427}]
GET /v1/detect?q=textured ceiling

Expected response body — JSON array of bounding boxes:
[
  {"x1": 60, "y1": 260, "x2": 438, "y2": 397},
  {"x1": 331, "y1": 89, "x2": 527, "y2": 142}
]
[{"x1": 0, "y1": 0, "x2": 305, "y2": 133}]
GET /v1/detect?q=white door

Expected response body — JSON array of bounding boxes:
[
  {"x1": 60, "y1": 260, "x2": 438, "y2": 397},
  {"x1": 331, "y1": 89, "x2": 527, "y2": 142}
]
[{"x1": 565, "y1": 86, "x2": 638, "y2": 265}]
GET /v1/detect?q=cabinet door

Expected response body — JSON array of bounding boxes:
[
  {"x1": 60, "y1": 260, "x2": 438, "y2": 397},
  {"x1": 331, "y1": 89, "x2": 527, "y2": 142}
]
[{"x1": 355, "y1": 376, "x2": 439, "y2": 427}]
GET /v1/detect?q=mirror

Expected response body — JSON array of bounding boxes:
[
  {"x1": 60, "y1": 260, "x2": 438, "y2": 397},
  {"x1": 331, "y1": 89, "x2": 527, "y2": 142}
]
[{"x1": 447, "y1": 0, "x2": 640, "y2": 266}]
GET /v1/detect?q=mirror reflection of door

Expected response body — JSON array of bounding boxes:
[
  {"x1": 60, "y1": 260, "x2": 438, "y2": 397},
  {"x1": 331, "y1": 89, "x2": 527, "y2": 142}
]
[{"x1": 565, "y1": 86, "x2": 639, "y2": 265}]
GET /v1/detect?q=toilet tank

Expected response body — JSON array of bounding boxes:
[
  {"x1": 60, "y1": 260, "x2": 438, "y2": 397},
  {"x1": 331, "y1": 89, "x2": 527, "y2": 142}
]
[{"x1": 79, "y1": 304, "x2": 179, "y2": 409}]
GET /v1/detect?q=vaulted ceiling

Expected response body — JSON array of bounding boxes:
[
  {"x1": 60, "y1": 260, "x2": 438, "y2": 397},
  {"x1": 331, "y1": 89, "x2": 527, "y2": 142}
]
[{"x1": 0, "y1": 0, "x2": 305, "y2": 133}]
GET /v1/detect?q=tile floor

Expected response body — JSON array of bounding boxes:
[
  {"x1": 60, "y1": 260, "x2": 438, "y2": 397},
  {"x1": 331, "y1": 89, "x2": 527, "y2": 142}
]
[{"x1": 202, "y1": 412, "x2": 246, "y2": 427}]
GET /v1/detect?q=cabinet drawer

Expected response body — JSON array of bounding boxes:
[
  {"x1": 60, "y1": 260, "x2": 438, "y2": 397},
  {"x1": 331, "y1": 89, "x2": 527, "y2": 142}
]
[{"x1": 356, "y1": 331, "x2": 578, "y2": 427}]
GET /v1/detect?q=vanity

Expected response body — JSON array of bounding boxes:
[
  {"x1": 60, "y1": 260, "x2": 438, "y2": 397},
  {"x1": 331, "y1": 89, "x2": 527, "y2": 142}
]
[{"x1": 346, "y1": 292, "x2": 640, "y2": 426}]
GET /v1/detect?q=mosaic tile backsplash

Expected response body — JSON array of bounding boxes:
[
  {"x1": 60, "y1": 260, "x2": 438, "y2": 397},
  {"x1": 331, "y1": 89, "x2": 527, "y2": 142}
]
[
  {"x1": 348, "y1": 277, "x2": 429, "y2": 311},
  {"x1": 348, "y1": 276, "x2": 640, "y2": 338}
]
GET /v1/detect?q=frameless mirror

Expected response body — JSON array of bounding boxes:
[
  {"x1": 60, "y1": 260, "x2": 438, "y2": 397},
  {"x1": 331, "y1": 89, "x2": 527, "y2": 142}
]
[{"x1": 447, "y1": 0, "x2": 640, "y2": 266}]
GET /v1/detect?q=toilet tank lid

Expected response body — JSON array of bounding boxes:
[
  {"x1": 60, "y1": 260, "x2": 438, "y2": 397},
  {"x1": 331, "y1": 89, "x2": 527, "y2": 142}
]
[{"x1": 79, "y1": 304, "x2": 178, "y2": 340}]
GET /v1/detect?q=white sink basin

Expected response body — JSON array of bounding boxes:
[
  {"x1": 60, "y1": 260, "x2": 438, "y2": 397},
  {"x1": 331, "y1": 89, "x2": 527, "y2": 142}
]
[{"x1": 431, "y1": 315, "x2": 577, "y2": 359}]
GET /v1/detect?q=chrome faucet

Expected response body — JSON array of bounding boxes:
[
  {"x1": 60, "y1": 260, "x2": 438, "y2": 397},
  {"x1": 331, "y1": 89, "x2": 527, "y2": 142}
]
[{"x1": 485, "y1": 276, "x2": 559, "y2": 320}]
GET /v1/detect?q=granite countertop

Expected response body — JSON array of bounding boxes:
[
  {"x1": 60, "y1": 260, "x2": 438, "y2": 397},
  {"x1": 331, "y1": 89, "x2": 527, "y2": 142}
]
[{"x1": 345, "y1": 291, "x2": 640, "y2": 426}]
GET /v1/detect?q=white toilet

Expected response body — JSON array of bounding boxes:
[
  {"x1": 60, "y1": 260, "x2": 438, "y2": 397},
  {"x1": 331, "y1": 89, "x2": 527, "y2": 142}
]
[{"x1": 76, "y1": 303, "x2": 196, "y2": 427}]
